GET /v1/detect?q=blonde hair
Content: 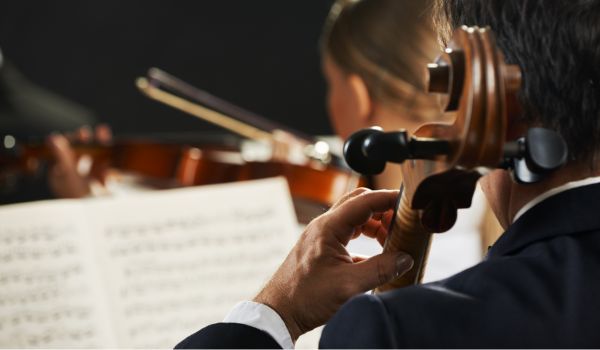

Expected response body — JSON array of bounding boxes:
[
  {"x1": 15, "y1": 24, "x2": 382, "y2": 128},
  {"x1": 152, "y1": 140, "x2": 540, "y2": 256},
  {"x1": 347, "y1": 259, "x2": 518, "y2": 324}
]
[{"x1": 321, "y1": 0, "x2": 442, "y2": 121}]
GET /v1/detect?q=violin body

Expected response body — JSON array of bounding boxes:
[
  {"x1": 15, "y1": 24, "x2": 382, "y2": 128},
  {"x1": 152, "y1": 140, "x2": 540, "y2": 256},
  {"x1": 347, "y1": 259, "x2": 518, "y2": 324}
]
[
  {"x1": 0, "y1": 136, "x2": 238, "y2": 186},
  {"x1": 134, "y1": 68, "x2": 365, "y2": 222},
  {"x1": 176, "y1": 141, "x2": 362, "y2": 223},
  {"x1": 1, "y1": 134, "x2": 361, "y2": 223}
]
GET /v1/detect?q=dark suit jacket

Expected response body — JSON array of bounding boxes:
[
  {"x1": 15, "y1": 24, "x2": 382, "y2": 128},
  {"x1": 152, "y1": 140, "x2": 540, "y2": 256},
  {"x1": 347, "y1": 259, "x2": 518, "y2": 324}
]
[{"x1": 176, "y1": 183, "x2": 600, "y2": 348}]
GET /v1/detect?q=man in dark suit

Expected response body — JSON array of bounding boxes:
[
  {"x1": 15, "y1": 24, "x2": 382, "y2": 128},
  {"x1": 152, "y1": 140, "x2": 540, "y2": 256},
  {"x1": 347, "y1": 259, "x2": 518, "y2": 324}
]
[{"x1": 176, "y1": 0, "x2": 600, "y2": 347}]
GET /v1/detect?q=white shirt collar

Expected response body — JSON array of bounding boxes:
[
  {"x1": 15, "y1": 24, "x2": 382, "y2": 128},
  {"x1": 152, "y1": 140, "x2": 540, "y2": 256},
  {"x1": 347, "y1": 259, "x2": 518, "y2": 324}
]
[{"x1": 512, "y1": 175, "x2": 600, "y2": 223}]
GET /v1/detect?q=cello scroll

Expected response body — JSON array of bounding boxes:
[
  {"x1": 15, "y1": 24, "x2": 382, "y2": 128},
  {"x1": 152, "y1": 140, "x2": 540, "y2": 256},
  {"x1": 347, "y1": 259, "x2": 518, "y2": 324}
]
[{"x1": 344, "y1": 26, "x2": 567, "y2": 292}]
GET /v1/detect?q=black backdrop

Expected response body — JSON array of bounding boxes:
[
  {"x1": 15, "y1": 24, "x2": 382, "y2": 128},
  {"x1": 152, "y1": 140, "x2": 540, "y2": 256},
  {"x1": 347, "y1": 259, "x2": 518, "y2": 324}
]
[{"x1": 0, "y1": 1, "x2": 335, "y2": 137}]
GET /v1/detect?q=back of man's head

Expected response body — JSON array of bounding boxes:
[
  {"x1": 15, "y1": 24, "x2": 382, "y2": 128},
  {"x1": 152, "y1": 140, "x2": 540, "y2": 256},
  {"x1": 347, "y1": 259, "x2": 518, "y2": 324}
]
[{"x1": 435, "y1": 0, "x2": 600, "y2": 167}]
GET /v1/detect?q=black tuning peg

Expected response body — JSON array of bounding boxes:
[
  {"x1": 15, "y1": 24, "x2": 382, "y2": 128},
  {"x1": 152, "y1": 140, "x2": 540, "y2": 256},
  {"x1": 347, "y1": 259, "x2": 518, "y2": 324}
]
[
  {"x1": 502, "y1": 127, "x2": 568, "y2": 184},
  {"x1": 343, "y1": 127, "x2": 451, "y2": 175},
  {"x1": 343, "y1": 128, "x2": 387, "y2": 175}
]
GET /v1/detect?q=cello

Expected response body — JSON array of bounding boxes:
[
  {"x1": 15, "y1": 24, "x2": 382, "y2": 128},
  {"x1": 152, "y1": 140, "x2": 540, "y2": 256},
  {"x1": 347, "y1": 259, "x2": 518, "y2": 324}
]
[{"x1": 343, "y1": 26, "x2": 568, "y2": 292}]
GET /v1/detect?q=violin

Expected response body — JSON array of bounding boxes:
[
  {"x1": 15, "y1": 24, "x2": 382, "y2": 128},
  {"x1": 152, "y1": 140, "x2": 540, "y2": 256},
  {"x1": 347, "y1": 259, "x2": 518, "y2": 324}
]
[
  {"x1": 344, "y1": 26, "x2": 568, "y2": 292},
  {"x1": 135, "y1": 68, "x2": 364, "y2": 222},
  {"x1": 1, "y1": 132, "x2": 359, "y2": 223},
  {"x1": 0, "y1": 132, "x2": 243, "y2": 188},
  {"x1": 1, "y1": 69, "x2": 363, "y2": 223}
]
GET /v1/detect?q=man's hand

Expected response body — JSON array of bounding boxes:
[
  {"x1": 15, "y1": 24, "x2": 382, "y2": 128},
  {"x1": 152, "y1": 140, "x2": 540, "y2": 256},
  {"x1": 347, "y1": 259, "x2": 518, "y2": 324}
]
[
  {"x1": 47, "y1": 124, "x2": 112, "y2": 198},
  {"x1": 253, "y1": 188, "x2": 414, "y2": 342}
]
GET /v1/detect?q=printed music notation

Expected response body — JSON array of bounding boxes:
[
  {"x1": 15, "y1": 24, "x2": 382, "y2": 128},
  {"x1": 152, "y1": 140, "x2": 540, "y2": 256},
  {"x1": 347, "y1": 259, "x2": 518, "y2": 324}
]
[
  {"x1": 0, "y1": 178, "x2": 298, "y2": 348},
  {"x1": 0, "y1": 202, "x2": 116, "y2": 347}
]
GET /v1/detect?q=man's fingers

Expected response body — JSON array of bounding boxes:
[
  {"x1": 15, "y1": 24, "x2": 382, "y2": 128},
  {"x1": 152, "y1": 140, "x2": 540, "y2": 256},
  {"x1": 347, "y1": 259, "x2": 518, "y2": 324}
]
[
  {"x1": 47, "y1": 134, "x2": 91, "y2": 198},
  {"x1": 381, "y1": 210, "x2": 395, "y2": 229},
  {"x1": 47, "y1": 134, "x2": 77, "y2": 171},
  {"x1": 349, "y1": 252, "x2": 414, "y2": 294},
  {"x1": 351, "y1": 209, "x2": 394, "y2": 244},
  {"x1": 76, "y1": 126, "x2": 92, "y2": 143},
  {"x1": 357, "y1": 218, "x2": 388, "y2": 246},
  {"x1": 330, "y1": 187, "x2": 370, "y2": 211},
  {"x1": 95, "y1": 124, "x2": 112, "y2": 144},
  {"x1": 325, "y1": 190, "x2": 399, "y2": 243}
]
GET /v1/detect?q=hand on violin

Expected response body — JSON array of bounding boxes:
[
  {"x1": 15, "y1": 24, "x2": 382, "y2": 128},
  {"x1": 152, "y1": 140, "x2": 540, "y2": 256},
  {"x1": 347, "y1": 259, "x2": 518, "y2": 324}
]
[
  {"x1": 253, "y1": 188, "x2": 414, "y2": 342},
  {"x1": 47, "y1": 124, "x2": 112, "y2": 198}
]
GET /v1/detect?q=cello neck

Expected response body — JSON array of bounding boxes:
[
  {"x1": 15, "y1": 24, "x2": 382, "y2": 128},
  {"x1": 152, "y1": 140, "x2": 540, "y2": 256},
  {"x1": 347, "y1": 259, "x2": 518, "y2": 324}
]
[{"x1": 375, "y1": 191, "x2": 432, "y2": 292}]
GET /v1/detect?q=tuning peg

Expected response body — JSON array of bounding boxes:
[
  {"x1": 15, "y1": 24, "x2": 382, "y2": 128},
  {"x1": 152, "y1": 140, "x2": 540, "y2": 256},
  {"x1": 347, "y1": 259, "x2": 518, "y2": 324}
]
[
  {"x1": 343, "y1": 128, "x2": 451, "y2": 175},
  {"x1": 343, "y1": 128, "x2": 387, "y2": 175},
  {"x1": 362, "y1": 130, "x2": 412, "y2": 164},
  {"x1": 502, "y1": 127, "x2": 568, "y2": 184}
]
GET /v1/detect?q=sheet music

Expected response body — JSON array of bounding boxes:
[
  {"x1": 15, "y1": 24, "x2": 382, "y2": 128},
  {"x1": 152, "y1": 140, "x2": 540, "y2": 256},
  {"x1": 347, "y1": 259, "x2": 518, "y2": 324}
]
[
  {"x1": 0, "y1": 177, "x2": 297, "y2": 348},
  {"x1": 0, "y1": 201, "x2": 117, "y2": 348},
  {"x1": 85, "y1": 178, "x2": 298, "y2": 347}
]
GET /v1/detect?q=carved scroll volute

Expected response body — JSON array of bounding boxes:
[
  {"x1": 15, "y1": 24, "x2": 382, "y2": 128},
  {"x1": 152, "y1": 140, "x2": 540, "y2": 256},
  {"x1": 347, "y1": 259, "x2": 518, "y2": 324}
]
[{"x1": 374, "y1": 26, "x2": 522, "y2": 292}]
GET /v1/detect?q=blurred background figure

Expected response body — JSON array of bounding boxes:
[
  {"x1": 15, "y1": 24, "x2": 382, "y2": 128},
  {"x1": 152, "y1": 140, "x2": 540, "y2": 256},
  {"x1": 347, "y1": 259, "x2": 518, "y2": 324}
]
[
  {"x1": 321, "y1": 0, "x2": 442, "y2": 190},
  {"x1": 0, "y1": 1, "x2": 335, "y2": 205},
  {"x1": 0, "y1": 48, "x2": 95, "y2": 137},
  {"x1": 0, "y1": 45, "x2": 111, "y2": 203}
]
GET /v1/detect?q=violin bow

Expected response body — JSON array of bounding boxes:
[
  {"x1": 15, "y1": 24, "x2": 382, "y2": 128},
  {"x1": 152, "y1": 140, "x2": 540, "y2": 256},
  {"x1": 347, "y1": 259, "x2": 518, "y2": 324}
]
[
  {"x1": 136, "y1": 68, "x2": 336, "y2": 165},
  {"x1": 136, "y1": 72, "x2": 273, "y2": 142}
]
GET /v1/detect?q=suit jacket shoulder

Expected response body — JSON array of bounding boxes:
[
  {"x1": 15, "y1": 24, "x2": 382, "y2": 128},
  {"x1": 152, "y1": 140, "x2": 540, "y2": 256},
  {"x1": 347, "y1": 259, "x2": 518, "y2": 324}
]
[{"x1": 321, "y1": 183, "x2": 600, "y2": 348}]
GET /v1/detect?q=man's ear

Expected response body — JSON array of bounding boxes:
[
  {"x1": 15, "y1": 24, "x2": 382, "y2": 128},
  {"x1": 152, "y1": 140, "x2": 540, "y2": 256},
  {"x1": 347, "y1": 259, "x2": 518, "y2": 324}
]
[{"x1": 347, "y1": 74, "x2": 373, "y2": 124}]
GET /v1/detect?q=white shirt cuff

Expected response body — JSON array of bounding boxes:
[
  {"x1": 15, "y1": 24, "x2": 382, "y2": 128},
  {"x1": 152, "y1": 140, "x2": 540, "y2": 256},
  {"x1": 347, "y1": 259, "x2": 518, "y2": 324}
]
[{"x1": 223, "y1": 301, "x2": 294, "y2": 349}]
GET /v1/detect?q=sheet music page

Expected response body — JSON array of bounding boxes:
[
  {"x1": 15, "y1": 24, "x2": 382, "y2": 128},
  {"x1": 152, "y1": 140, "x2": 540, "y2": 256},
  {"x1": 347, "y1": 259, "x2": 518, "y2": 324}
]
[
  {"x1": 86, "y1": 177, "x2": 298, "y2": 348},
  {"x1": 0, "y1": 200, "x2": 117, "y2": 347}
]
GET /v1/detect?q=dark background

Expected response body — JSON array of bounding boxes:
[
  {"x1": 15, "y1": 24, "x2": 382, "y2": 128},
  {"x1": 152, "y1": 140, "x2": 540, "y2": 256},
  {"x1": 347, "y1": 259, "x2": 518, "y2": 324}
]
[{"x1": 0, "y1": 1, "x2": 335, "y2": 137}]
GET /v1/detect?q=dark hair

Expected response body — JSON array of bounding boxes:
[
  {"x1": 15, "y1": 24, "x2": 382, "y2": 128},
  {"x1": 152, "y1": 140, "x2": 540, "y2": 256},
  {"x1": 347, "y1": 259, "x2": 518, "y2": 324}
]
[
  {"x1": 435, "y1": 0, "x2": 600, "y2": 165},
  {"x1": 322, "y1": 0, "x2": 442, "y2": 119}
]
